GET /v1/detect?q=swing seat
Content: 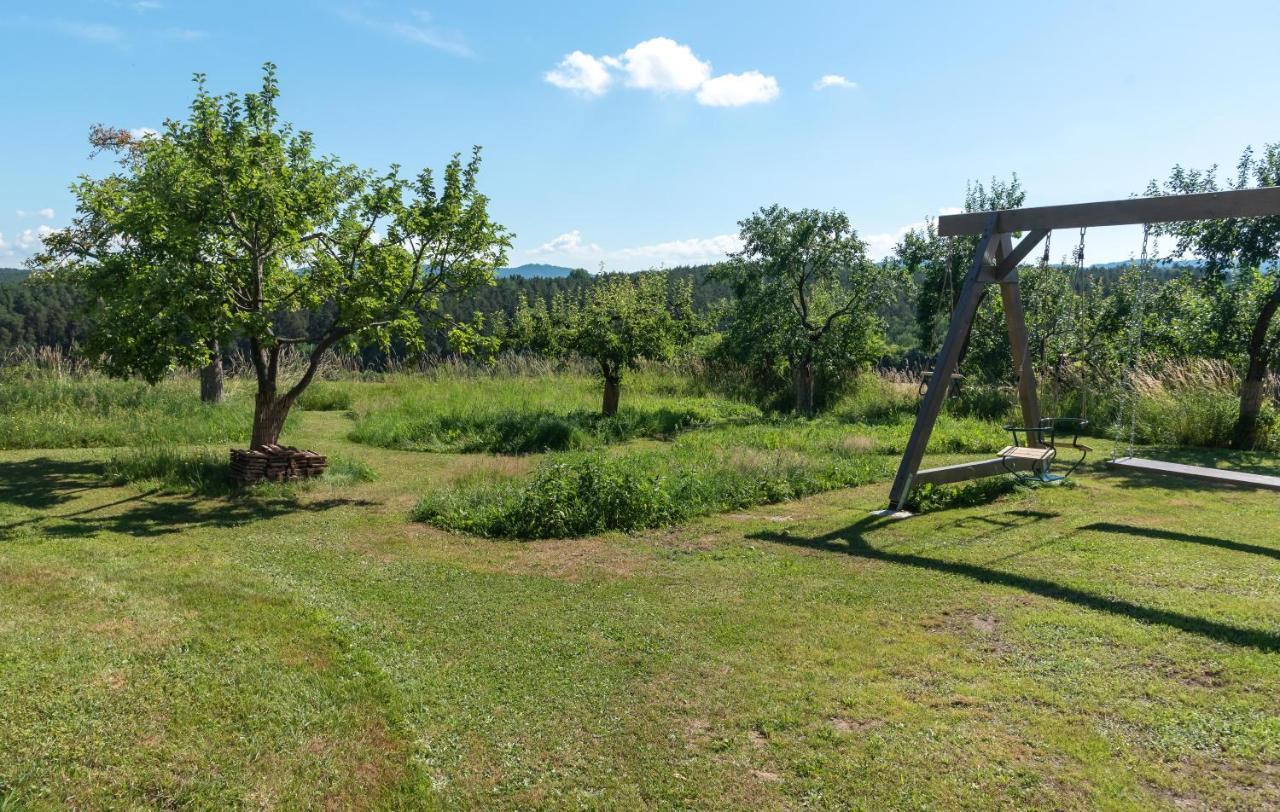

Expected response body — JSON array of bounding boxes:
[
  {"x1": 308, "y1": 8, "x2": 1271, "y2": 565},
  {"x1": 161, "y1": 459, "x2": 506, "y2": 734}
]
[{"x1": 1107, "y1": 456, "x2": 1280, "y2": 492}]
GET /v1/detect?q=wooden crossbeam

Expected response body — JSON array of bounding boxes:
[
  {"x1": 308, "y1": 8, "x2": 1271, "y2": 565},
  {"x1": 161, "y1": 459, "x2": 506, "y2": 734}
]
[
  {"x1": 938, "y1": 186, "x2": 1280, "y2": 237},
  {"x1": 912, "y1": 455, "x2": 1040, "y2": 488}
]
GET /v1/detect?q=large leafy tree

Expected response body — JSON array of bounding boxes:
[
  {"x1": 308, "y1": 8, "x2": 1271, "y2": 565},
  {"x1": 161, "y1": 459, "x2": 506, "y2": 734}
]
[
  {"x1": 1148, "y1": 144, "x2": 1280, "y2": 449},
  {"x1": 717, "y1": 205, "x2": 900, "y2": 415},
  {"x1": 36, "y1": 64, "x2": 510, "y2": 448}
]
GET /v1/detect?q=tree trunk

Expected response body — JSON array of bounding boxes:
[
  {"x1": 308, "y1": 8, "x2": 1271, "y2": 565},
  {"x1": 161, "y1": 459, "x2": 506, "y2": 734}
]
[
  {"x1": 1233, "y1": 371, "x2": 1266, "y2": 450},
  {"x1": 200, "y1": 340, "x2": 224, "y2": 404},
  {"x1": 1233, "y1": 289, "x2": 1280, "y2": 450},
  {"x1": 794, "y1": 356, "x2": 816, "y2": 417},
  {"x1": 251, "y1": 389, "x2": 294, "y2": 449},
  {"x1": 602, "y1": 374, "x2": 621, "y2": 417}
]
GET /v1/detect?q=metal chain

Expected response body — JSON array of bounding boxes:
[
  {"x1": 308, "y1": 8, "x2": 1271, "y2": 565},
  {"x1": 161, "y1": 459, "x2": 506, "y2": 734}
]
[{"x1": 1119, "y1": 225, "x2": 1154, "y2": 459}]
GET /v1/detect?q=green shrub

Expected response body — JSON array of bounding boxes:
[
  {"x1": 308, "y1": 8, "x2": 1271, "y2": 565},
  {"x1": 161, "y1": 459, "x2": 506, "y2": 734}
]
[{"x1": 414, "y1": 422, "x2": 890, "y2": 539}]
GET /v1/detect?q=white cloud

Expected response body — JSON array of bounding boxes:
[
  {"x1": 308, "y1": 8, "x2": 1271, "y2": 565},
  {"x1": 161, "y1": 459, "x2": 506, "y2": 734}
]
[
  {"x1": 610, "y1": 234, "x2": 742, "y2": 265},
  {"x1": 15, "y1": 208, "x2": 55, "y2": 219},
  {"x1": 38, "y1": 208, "x2": 54, "y2": 219},
  {"x1": 530, "y1": 230, "x2": 602, "y2": 257},
  {"x1": 525, "y1": 230, "x2": 742, "y2": 270},
  {"x1": 544, "y1": 51, "x2": 612, "y2": 96},
  {"x1": 544, "y1": 37, "x2": 778, "y2": 107},
  {"x1": 617, "y1": 37, "x2": 710, "y2": 92},
  {"x1": 862, "y1": 208, "x2": 963, "y2": 260},
  {"x1": 133, "y1": 1, "x2": 162, "y2": 10},
  {"x1": 339, "y1": 7, "x2": 470, "y2": 57},
  {"x1": 696, "y1": 71, "x2": 779, "y2": 107},
  {"x1": 165, "y1": 28, "x2": 206, "y2": 41},
  {"x1": 130, "y1": 127, "x2": 159, "y2": 140},
  {"x1": 14, "y1": 226, "x2": 55, "y2": 252},
  {"x1": 814, "y1": 74, "x2": 857, "y2": 91}
]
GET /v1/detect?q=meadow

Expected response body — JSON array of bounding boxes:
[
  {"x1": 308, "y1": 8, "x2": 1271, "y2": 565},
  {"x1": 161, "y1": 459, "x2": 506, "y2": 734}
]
[{"x1": 1, "y1": 360, "x2": 1279, "y2": 808}]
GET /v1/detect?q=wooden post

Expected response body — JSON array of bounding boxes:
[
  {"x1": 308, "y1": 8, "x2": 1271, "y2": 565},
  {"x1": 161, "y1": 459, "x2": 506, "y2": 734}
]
[
  {"x1": 998, "y1": 268, "x2": 1042, "y2": 442},
  {"x1": 887, "y1": 216, "x2": 999, "y2": 509}
]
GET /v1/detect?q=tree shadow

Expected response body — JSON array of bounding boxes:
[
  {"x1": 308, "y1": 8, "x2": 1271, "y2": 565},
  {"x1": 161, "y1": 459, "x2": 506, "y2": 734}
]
[
  {"x1": 0, "y1": 457, "x2": 109, "y2": 512},
  {"x1": 1081, "y1": 521, "x2": 1280, "y2": 563},
  {"x1": 33, "y1": 494, "x2": 379, "y2": 540},
  {"x1": 750, "y1": 515, "x2": 1280, "y2": 652}
]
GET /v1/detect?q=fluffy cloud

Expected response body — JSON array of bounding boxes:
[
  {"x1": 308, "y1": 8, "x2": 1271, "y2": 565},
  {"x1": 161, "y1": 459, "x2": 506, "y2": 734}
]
[
  {"x1": 609, "y1": 234, "x2": 742, "y2": 264},
  {"x1": 526, "y1": 230, "x2": 741, "y2": 270},
  {"x1": 15, "y1": 208, "x2": 55, "y2": 220},
  {"x1": 862, "y1": 209, "x2": 963, "y2": 259},
  {"x1": 545, "y1": 37, "x2": 777, "y2": 107},
  {"x1": 130, "y1": 127, "x2": 159, "y2": 140},
  {"x1": 696, "y1": 71, "x2": 779, "y2": 107},
  {"x1": 530, "y1": 230, "x2": 602, "y2": 257},
  {"x1": 544, "y1": 51, "x2": 613, "y2": 96},
  {"x1": 14, "y1": 226, "x2": 55, "y2": 251},
  {"x1": 813, "y1": 74, "x2": 857, "y2": 91},
  {"x1": 616, "y1": 37, "x2": 710, "y2": 92}
]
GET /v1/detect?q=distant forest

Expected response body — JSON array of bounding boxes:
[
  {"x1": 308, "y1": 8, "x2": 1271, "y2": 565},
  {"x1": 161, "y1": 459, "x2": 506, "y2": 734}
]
[{"x1": 0, "y1": 261, "x2": 1183, "y2": 365}]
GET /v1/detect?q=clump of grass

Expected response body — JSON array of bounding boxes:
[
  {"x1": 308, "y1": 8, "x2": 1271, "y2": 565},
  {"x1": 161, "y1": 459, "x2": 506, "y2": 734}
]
[
  {"x1": 103, "y1": 446, "x2": 232, "y2": 495},
  {"x1": 322, "y1": 455, "x2": 379, "y2": 486},
  {"x1": 907, "y1": 478, "x2": 1020, "y2": 512},
  {"x1": 414, "y1": 421, "x2": 891, "y2": 539},
  {"x1": 297, "y1": 382, "x2": 354, "y2": 412}
]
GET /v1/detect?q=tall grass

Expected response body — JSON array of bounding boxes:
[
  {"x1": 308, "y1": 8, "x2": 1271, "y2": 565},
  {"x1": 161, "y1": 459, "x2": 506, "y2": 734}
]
[
  {"x1": 0, "y1": 365, "x2": 270, "y2": 449},
  {"x1": 349, "y1": 366, "x2": 760, "y2": 453},
  {"x1": 413, "y1": 413, "x2": 1008, "y2": 539}
]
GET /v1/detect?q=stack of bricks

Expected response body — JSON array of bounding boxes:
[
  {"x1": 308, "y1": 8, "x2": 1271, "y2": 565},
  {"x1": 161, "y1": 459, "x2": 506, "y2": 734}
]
[{"x1": 230, "y1": 445, "x2": 327, "y2": 485}]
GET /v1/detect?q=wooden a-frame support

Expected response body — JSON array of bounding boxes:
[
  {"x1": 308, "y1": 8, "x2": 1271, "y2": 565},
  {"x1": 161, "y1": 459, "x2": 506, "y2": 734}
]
[
  {"x1": 887, "y1": 217, "x2": 1048, "y2": 509},
  {"x1": 885, "y1": 185, "x2": 1280, "y2": 510}
]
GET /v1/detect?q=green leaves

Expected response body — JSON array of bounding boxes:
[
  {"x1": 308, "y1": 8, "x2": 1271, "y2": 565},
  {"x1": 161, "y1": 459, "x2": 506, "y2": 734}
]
[
  {"x1": 715, "y1": 205, "x2": 902, "y2": 411},
  {"x1": 36, "y1": 63, "x2": 511, "y2": 444}
]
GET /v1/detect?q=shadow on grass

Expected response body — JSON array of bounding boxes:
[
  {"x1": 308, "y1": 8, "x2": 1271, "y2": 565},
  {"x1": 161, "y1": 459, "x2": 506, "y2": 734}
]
[
  {"x1": 36, "y1": 494, "x2": 377, "y2": 540},
  {"x1": 750, "y1": 515, "x2": 1280, "y2": 652},
  {"x1": 0, "y1": 457, "x2": 107, "y2": 512},
  {"x1": 0, "y1": 456, "x2": 376, "y2": 540},
  {"x1": 1082, "y1": 521, "x2": 1280, "y2": 563}
]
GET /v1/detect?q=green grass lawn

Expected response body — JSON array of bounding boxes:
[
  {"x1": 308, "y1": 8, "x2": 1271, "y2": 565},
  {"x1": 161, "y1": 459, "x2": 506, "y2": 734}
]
[{"x1": 2, "y1": 389, "x2": 1280, "y2": 808}]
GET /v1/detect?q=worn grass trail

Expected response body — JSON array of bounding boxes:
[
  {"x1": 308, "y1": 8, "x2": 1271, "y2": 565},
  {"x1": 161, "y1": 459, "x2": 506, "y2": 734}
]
[{"x1": 1, "y1": 408, "x2": 1279, "y2": 808}]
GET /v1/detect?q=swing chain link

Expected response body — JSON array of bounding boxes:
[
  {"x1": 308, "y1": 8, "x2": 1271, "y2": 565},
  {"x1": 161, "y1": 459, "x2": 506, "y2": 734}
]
[{"x1": 1119, "y1": 225, "x2": 1156, "y2": 459}]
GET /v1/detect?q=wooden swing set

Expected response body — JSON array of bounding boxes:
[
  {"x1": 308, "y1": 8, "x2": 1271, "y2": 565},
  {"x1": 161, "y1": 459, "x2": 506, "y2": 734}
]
[{"x1": 888, "y1": 185, "x2": 1280, "y2": 512}]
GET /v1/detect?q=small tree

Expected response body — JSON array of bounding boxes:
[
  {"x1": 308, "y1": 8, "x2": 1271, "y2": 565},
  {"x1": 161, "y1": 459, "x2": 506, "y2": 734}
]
[
  {"x1": 37, "y1": 65, "x2": 510, "y2": 448},
  {"x1": 1149, "y1": 145, "x2": 1280, "y2": 449},
  {"x1": 563, "y1": 272, "x2": 683, "y2": 416},
  {"x1": 717, "y1": 205, "x2": 900, "y2": 415}
]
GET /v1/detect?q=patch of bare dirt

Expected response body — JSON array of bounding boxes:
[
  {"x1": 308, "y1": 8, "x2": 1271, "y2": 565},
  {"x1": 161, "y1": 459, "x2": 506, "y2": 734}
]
[{"x1": 829, "y1": 716, "x2": 883, "y2": 734}]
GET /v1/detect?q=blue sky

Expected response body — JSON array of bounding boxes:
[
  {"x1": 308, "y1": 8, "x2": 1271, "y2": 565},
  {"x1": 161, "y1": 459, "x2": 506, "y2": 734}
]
[{"x1": 2, "y1": 0, "x2": 1278, "y2": 269}]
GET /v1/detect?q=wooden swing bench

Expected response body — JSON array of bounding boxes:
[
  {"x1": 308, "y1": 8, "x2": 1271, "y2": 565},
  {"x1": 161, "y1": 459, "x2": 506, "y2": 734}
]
[
  {"x1": 911, "y1": 418, "x2": 1089, "y2": 488},
  {"x1": 1107, "y1": 456, "x2": 1280, "y2": 491}
]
